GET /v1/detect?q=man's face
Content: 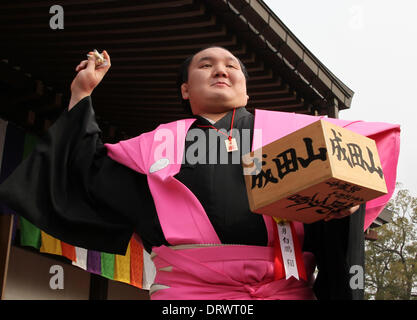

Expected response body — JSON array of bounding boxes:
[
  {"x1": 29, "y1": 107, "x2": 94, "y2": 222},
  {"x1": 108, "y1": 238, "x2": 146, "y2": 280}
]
[{"x1": 181, "y1": 47, "x2": 248, "y2": 115}]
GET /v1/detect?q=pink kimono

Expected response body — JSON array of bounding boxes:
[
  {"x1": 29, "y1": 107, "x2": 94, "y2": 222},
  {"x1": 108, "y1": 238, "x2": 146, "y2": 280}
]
[{"x1": 104, "y1": 110, "x2": 400, "y2": 300}]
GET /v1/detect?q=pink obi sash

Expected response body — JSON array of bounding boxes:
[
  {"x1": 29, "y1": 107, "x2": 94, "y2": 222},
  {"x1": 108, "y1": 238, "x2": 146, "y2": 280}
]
[{"x1": 151, "y1": 245, "x2": 316, "y2": 300}]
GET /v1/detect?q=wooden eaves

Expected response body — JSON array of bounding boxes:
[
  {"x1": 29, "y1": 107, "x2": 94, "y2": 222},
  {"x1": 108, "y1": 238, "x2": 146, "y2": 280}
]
[{"x1": 0, "y1": 0, "x2": 355, "y2": 140}]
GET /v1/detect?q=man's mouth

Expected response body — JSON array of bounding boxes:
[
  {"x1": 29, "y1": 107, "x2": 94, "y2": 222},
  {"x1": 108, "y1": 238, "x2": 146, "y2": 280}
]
[{"x1": 212, "y1": 81, "x2": 230, "y2": 87}]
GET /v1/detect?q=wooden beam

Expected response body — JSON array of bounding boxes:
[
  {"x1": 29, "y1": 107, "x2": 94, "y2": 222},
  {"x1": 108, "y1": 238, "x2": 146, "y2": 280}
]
[
  {"x1": 327, "y1": 97, "x2": 339, "y2": 119},
  {"x1": 0, "y1": 215, "x2": 14, "y2": 300}
]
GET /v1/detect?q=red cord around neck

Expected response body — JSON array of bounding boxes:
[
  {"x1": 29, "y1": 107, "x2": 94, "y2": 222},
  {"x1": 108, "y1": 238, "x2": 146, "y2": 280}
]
[{"x1": 196, "y1": 108, "x2": 236, "y2": 141}]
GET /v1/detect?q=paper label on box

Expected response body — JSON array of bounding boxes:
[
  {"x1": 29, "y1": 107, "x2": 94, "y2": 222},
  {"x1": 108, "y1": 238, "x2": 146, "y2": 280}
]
[{"x1": 277, "y1": 221, "x2": 299, "y2": 280}]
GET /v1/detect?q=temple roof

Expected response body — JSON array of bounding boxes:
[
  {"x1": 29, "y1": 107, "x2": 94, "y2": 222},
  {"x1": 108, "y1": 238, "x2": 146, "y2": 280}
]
[{"x1": 0, "y1": 0, "x2": 354, "y2": 139}]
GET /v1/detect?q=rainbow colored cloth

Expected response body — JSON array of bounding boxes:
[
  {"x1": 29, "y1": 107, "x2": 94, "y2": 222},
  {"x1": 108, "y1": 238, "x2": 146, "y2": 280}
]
[{"x1": 20, "y1": 217, "x2": 155, "y2": 290}]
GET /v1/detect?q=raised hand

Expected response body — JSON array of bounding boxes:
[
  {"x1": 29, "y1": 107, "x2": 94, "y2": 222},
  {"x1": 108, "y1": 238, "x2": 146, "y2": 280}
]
[{"x1": 69, "y1": 50, "x2": 111, "y2": 110}]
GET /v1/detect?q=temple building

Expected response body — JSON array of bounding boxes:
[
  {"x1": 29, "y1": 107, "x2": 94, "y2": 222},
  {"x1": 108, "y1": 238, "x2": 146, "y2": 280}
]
[{"x1": 0, "y1": 0, "x2": 357, "y2": 300}]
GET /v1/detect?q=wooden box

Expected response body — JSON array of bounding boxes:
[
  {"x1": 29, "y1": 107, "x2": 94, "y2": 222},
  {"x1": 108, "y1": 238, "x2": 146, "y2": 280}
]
[{"x1": 242, "y1": 119, "x2": 387, "y2": 223}]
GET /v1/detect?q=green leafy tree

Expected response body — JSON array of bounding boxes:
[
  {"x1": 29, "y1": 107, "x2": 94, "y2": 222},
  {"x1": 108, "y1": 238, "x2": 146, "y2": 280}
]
[{"x1": 365, "y1": 185, "x2": 417, "y2": 299}]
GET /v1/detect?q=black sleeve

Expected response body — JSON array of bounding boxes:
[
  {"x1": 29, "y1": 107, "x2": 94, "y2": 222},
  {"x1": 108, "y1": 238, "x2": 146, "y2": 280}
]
[
  {"x1": 0, "y1": 96, "x2": 164, "y2": 255},
  {"x1": 303, "y1": 204, "x2": 366, "y2": 300}
]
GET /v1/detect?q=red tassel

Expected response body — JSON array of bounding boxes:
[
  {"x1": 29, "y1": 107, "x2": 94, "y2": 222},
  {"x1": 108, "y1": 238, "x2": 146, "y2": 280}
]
[{"x1": 272, "y1": 220, "x2": 285, "y2": 280}]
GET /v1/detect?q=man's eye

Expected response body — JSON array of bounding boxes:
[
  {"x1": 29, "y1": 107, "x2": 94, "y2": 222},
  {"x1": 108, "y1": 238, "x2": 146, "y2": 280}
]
[
  {"x1": 227, "y1": 65, "x2": 238, "y2": 69},
  {"x1": 201, "y1": 64, "x2": 212, "y2": 68}
]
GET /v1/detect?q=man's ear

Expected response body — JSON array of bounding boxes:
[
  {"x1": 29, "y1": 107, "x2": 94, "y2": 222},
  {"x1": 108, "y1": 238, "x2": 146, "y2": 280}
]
[{"x1": 181, "y1": 83, "x2": 189, "y2": 100}]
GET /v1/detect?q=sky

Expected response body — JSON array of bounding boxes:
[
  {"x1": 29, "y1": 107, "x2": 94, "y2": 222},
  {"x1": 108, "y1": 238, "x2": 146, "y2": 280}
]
[{"x1": 263, "y1": 0, "x2": 417, "y2": 197}]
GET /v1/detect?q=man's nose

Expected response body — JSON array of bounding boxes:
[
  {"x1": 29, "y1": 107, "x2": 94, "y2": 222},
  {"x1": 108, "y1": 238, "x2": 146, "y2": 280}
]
[{"x1": 213, "y1": 64, "x2": 228, "y2": 77}]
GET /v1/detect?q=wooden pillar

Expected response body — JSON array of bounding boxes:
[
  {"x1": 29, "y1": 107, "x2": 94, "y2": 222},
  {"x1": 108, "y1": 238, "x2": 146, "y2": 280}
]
[
  {"x1": 0, "y1": 215, "x2": 14, "y2": 299},
  {"x1": 327, "y1": 97, "x2": 339, "y2": 119},
  {"x1": 365, "y1": 228, "x2": 378, "y2": 241},
  {"x1": 89, "y1": 273, "x2": 108, "y2": 300}
]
